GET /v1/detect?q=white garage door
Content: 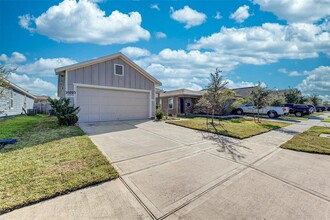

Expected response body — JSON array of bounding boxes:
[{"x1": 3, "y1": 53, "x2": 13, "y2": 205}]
[{"x1": 77, "y1": 87, "x2": 150, "y2": 122}]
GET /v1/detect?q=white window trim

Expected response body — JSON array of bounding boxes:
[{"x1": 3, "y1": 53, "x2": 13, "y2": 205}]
[
  {"x1": 186, "y1": 98, "x2": 191, "y2": 107},
  {"x1": 9, "y1": 89, "x2": 14, "y2": 109},
  {"x1": 114, "y1": 64, "x2": 124, "y2": 76},
  {"x1": 24, "y1": 95, "x2": 27, "y2": 109},
  {"x1": 168, "y1": 98, "x2": 173, "y2": 109}
]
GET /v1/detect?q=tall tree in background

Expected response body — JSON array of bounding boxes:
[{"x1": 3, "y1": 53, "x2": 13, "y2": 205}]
[
  {"x1": 309, "y1": 94, "x2": 319, "y2": 106},
  {"x1": 284, "y1": 88, "x2": 301, "y2": 104},
  {"x1": 251, "y1": 82, "x2": 271, "y2": 122}
]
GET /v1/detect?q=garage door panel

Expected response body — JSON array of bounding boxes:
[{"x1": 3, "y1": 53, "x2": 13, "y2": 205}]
[{"x1": 77, "y1": 87, "x2": 149, "y2": 122}]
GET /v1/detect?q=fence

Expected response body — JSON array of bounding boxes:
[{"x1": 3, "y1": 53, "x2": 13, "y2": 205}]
[{"x1": 33, "y1": 103, "x2": 51, "y2": 114}]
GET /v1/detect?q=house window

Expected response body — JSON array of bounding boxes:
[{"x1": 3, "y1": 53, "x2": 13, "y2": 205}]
[
  {"x1": 24, "y1": 95, "x2": 27, "y2": 108},
  {"x1": 186, "y1": 98, "x2": 191, "y2": 107},
  {"x1": 168, "y1": 98, "x2": 173, "y2": 109},
  {"x1": 159, "y1": 99, "x2": 162, "y2": 108},
  {"x1": 9, "y1": 89, "x2": 14, "y2": 109},
  {"x1": 114, "y1": 64, "x2": 124, "y2": 76}
]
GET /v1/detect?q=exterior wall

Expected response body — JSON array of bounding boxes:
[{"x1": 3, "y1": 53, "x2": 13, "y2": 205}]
[
  {"x1": 0, "y1": 88, "x2": 34, "y2": 117},
  {"x1": 58, "y1": 74, "x2": 65, "y2": 98},
  {"x1": 64, "y1": 57, "x2": 156, "y2": 118},
  {"x1": 158, "y1": 96, "x2": 179, "y2": 116}
]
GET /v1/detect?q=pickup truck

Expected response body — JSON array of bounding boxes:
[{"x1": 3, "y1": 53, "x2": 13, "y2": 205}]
[
  {"x1": 235, "y1": 104, "x2": 289, "y2": 118},
  {"x1": 283, "y1": 104, "x2": 311, "y2": 116}
]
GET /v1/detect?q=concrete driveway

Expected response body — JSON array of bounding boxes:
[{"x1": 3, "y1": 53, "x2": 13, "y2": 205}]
[
  {"x1": 2, "y1": 117, "x2": 330, "y2": 219},
  {"x1": 80, "y1": 119, "x2": 330, "y2": 219}
]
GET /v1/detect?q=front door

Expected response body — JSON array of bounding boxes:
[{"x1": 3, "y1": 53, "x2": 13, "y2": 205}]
[{"x1": 180, "y1": 98, "x2": 185, "y2": 114}]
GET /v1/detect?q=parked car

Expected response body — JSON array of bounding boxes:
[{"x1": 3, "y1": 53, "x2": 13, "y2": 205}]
[
  {"x1": 316, "y1": 106, "x2": 326, "y2": 112},
  {"x1": 283, "y1": 104, "x2": 311, "y2": 117},
  {"x1": 235, "y1": 104, "x2": 289, "y2": 118},
  {"x1": 327, "y1": 106, "x2": 330, "y2": 111},
  {"x1": 307, "y1": 105, "x2": 316, "y2": 113}
]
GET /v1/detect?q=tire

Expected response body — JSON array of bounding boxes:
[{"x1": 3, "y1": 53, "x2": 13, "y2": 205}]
[
  {"x1": 268, "y1": 111, "x2": 278, "y2": 118},
  {"x1": 236, "y1": 108, "x2": 243, "y2": 115},
  {"x1": 295, "y1": 111, "x2": 303, "y2": 117}
]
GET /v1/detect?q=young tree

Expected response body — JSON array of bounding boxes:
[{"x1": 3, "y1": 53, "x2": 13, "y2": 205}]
[
  {"x1": 309, "y1": 94, "x2": 319, "y2": 106},
  {"x1": 284, "y1": 88, "x2": 301, "y2": 104},
  {"x1": 270, "y1": 93, "x2": 286, "y2": 107},
  {"x1": 196, "y1": 68, "x2": 234, "y2": 125},
  {"x1": 298, "y1": 96, "x2": 308, "y2": 104},
  {"x1": 0, "y1": 65, "x2": 15, "y2": 114},
  {"x1": 250, "y1": 82, "x2": 271, "y2": 122}
]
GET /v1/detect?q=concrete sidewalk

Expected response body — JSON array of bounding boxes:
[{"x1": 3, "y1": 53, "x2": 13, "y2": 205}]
[{"x1": 1, "y1": 113, "x2": 329, "y2": 220}]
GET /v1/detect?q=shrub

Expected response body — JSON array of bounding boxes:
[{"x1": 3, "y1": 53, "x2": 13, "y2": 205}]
[
  {"x1": 48, "y1": 97, "x2": 80, "y2": 126},
  {"x1": 156, "y1": 110, "x2": 164, "y2": 120}
]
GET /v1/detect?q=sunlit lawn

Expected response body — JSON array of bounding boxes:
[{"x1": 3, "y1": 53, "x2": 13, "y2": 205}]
[
  {"x1": 167, "y1": 117, "x2": 289, "y2": 139},
  {"x1": 0, "y1": 115, "x2": 118, "y2": 213},
  {"x1": 281, "y1": 126, "x2": 330, "y2": 155}
]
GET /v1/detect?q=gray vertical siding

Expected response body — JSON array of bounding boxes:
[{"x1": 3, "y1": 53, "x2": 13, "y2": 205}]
[
  {"x1": 64, "y1": 57, "x2": 156, "y2": 117},
  {"x1": 67, "y1": 58, "x2": 155, "y2": 93}
]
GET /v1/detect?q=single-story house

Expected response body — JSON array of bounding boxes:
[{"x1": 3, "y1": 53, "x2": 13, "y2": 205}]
[
  {"x1": 156, "y1": 86, "x2": 257, "y2": 116},
  {"x1": 34, "y1": 95, "x2": 49, "y2": 103},
  {"x1": 156, "y1": 89, "x2": 204, "y2": 116},
  {"x1": 0, "y1": 79, "x2": 36, "y2": 117},
  {"x1": 55, "y1": 52, "x2": 162, "y2": 122}
]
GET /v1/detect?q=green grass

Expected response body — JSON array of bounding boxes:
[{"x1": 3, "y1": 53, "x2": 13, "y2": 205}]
[
  {"x1": 167, "y1": 117, "x2": 289, "y2": 139},
  {"x1": 310, "y1": 112, "x2": 324, "y2": 116},
  {"x1": 281, "y1": 115, "x2": 309, "y2": 121},
  {"x1": 281, "y1": 126, "x2": 330, "y2": 155},
  {"x1": 321, "y1": 117, "x2": 330, "y2": 123},
  {"x1": 0, "y1": 115, "x2": 118, "y2": 213}
]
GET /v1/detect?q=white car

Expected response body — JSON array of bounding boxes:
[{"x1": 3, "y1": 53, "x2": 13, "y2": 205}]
[{"x1": 235, "y1": 104, "x2": 290, "y2": 118}]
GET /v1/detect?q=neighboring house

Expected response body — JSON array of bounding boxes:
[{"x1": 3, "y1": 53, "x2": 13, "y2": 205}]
[
  {"x1": 232, "y1": 86, "x2": 255, "y2": 98},
  {"x1": 157, "y1": 89, "x2": 204, "y2": 116},
  {"x1": 35, "y1": 95, "x2": 49, "y2": 103},
  {"x1": 0, "y1": 79, "x2": 36, "y2": 117},
  {"x1": 55, "y1": 52, "x2": 162, "y2": 122}
]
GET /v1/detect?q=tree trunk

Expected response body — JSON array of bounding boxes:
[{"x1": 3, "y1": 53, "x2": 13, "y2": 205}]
[
  {"x1": 257, "y1": 108, "x2": 260, "y2": 123},
  {"x1": 212, "y1": 108, "x2": 215, "y2": 125}
]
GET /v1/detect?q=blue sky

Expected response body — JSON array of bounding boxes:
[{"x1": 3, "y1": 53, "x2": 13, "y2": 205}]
[{"x1": 0, "y1": 0, "x2": 329, "y2": 101}]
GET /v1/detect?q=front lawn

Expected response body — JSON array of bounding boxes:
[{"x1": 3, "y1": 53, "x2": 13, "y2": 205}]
[
  {"x1": 0, "y1": 115, "x2": 118, "y2": 213},
  {"x1": 281, "y1": 126, "x2": 330, "y2": 155},
  {"x1": 321, "y1": 117, "x2": 330, "y2": 123},
  {"x1": 167, "y1": 117, "x2": 289, "y2": 139},
  {"x1": 281, "y1": 115, "x2": 309, "y2": 121}
]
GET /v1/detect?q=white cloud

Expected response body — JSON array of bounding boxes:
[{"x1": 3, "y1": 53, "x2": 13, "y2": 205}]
[
  {"x1": 0, "y1": 52, "x2": 26, "y2": 64},
  {"x1": 230, "y1": 5, "x2": 251, "y2": 23},
  {"x1": 296, "y1": 66, "x2": 330, "y2": 96},
  {"x1": 170, "y1": 6, "x2": 207, "y2": 29},
  {"x1": 189, "y1": 22, "x2": 330, "y2": 64},
  {"x1": 214, "y1": 11, "x2": 222, "y2": 20},
  {"x1": 254, "y1": 0, "x2": 330, "y2": 23},
  {"x1": 155, "y1": 32, "x2": 167, "y2": 39},
  {"x1": 17, "y1": 57, "x2": 77, "y2": 77},
  {"x1": 120, "y1": 47, "x2": 151, "y2": 58},
  {"x1": 150, "y1": 4, "x2": 160, "y2": 11},
  {"x1": 278, "y1": 68, "x2": 288, "y2": 74},
  {"x1": 18, "y1": 0, "x2": 150, "y2": 45},
  {"x1": 8, "y1": 73, "x2": 57, "y2": 96},
  {"x1": 226, "y1": 80, "x2": 257, "y2": 89}
]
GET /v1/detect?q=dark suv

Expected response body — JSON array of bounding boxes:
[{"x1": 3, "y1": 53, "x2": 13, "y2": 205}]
[
  {"x1": 316, "y1": 106, "x2": 326, "y2": 112},
  {"x1": 283, "y1": 104, "x2": 311, "y2": 117}
]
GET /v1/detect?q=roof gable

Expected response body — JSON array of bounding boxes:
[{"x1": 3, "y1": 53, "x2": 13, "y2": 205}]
[{"x1": 55, "y1": 53, "x2": 161, "y2": 86}]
